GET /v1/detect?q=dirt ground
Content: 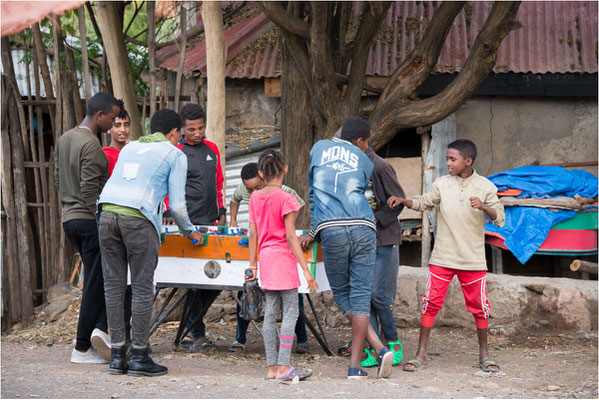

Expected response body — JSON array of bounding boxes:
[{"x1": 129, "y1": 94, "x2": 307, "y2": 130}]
[{"x1": 1, "y1": 305, "x2": 598, "y2": 400}]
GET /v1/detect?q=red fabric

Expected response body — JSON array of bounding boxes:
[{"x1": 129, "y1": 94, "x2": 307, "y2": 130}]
[
  {"x1": 421, "y1": 265, "x2": 490, "y2": 323},
  {"x1": 103, "y1": 147, "x2": 120, "y2": 177},
  {"x1": 202, "y1": 140, "x2": 225, "y2": 210}
]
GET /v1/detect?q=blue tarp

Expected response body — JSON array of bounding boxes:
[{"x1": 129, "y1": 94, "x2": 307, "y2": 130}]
[{"x1": 484, "y1": 166, "x2": 598, "y2": 264}]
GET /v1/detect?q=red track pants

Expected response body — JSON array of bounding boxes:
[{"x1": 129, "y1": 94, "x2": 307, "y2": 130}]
[{"x1": 421, "y1": 265, "x2": 490, "y2": 329}]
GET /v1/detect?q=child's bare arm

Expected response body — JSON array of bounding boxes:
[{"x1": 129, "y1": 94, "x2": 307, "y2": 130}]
[
  {"x1": 284, "y1": 211, "x2": 319, "y2": 292},
  {"x1": 387, "y1": 196, "x2": 412, "y2": 209},
  {"x1": 248, "y1": 222, "x2": 258, "y2": 280}
]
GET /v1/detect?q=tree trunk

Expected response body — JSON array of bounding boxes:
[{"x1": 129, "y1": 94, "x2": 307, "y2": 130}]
[
  {"x1": 51, "y1": 15, "x2": 63, "y2": 141},
  {"x1": 148, "y1": 1, "x2": 157, "y2": 117},
  {"x1": 174, "y1": 4, "x2": 188, "y2": 113},
  {"x1": 31, "y1": 23, "x2": 56, "y2": 134},
  {"x1": 280, "y1": 41, "x2": 314, "y2": 229},
  {"x1": 65, "y1": 44, "x2": 84, "y2": 123},
  {"x1": 78, "y1": 5, "x2": 92, "y2": 103},
  {"x1": 201, "y1": 2, "x2": 227, "y2": 175},
  {"x1": 95, "y1": 2, "x2": 143, "y2": 139}
]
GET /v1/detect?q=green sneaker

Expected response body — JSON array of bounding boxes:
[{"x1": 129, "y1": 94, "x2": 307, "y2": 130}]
[
  {"x1": 387, "y1": 339, "x2": 403, "y2": 365},
  {"x1": 360, "y1": 349, "x2": 378, "y2": 368}
]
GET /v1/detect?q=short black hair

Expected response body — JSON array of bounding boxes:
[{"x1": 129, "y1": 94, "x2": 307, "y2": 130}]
[
  {"x1": 447, "y1": 139, "x2": 477, "y2": 162},
  {"x1": 179, "y1": 103, "x2": 205, "y2": 124},
  {"x1": 86, "y1": 92, "x2": 122, "y2": 117},
  {"x1": 116, "y1": 104, "x2": 129, "y2": 120},
  {"x1": 150, "y1": 109, "x2": 181, "y2": 134},
  {"x1": 340, "y1": 116, "x2": 371, "y2": 142},
  {"x1": 258, "y1": 149, "x2": 286, "y2": 180},
  {"x1": 241, "y1": 162, "x2": 259, "y2": 181}
]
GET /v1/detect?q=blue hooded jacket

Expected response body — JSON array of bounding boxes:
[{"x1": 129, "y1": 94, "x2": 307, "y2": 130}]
[{"x1": 308, "y1": 138, "x2": 375, "y2": 238}]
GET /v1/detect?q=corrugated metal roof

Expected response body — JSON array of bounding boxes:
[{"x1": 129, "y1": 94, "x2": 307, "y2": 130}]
[{"x1": 159, "y1": 1, "x2": 597, "y2": 79}]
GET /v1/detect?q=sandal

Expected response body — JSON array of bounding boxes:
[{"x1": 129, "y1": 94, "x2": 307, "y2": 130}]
[
  {"x1": 402, "y1": 358, "x2": 427, "y2": 372},
  {"x1": 228, "y1": 340, "x2": 245, "y2": 352},
  {"x1": 337, "y1": 341, "x2": 352, "y2": 356},
  {"x1": 295, "y1": 343, "x2": 310, "y2": 354},
  {"x1": 277, "y1": 366, "x2": 313, "y2": 381},
  {"x1": 480, "y1": 359, "x2": 500, "y2": 372},
  {"x1": 360, "y1": 349, "x2": 378, "y2": 368},
  {"x1": 387, "y1": 339, "x2": 403, "y2": 366},
  {"x1": 190, "y1": 337, "x2": 215, "y2": 353}
]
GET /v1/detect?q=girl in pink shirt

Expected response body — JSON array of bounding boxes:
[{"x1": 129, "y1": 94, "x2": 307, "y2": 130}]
[{"x1": 248, "y1": 150, "x2": 318, "y2": 381}]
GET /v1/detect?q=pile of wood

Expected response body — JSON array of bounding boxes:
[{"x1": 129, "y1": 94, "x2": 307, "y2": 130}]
[{"x1": 500, "y1": 195, "x2": 596, "y2": 211}]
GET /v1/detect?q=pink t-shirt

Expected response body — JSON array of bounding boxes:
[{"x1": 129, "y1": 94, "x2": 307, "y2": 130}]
[{"x1": 249, "y1": 188, "x2": 302, "y2": 290}]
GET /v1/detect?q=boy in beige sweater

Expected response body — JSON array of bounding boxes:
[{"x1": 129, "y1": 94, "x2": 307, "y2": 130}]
[{"x1": 388, "y1": 139, "x2": 505, "y2": 373}]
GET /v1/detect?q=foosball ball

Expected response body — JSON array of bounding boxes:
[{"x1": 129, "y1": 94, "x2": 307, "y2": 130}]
[{"x1": 149, "y1": 226, "x2": 334, "y2": 355}]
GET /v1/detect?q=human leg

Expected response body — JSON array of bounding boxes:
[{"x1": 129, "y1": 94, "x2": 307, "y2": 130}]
[
  {"x1": 370, "y1": 245, "x2": 399, "y2": 342},
  {"x1": 63, "y1": 219, "x2": 108, "y2": 352},
  {"x1": 405, "y1": 265, "x2": 454, "y2": 370},
  {"x1": 98, "y1": 213, "x2": 129, "y2": 346},
  {"x1": 456, "y1": 270, "x2": 498, "y2": 370},
  {"x1": 276, "y1": 289, "x2": 299, "y2": 377},
  {"x1": 262, "y1": 290, "x2": 281, "y2": 378},
  {"x1": 294, "y1": 294, "x2": 309, "y2": 351},
  {"x1": 230, "y1": 290, "x2": 249, "y2": 352}
]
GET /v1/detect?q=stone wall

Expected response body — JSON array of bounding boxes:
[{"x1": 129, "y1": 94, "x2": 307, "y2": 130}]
[{"x1": 205, "y1": 266, "x2": 598, "y2": 334}]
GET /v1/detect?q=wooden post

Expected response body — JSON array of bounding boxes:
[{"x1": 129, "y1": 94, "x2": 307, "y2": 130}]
[
  {"x1": 7, "y1": 89, "x2": 35, "y2": 320},
  {"x1": 31, "y1": 23, "x2": 56, "y2": 134},
  {"x1": 65, "y1": 44, "x2": 84, "y2": 123},
  {"x1": 26, "y1": 57, "x2": 48, "y2": 300},
  {"x1": 1, "y1": 81, "x2": 22, "y2": 323},
  {"x1": 570, "y1": 260, "x2": 598, "y2": 275},
  {"x1": 148, "y1": 1, "x2": 157, "y2": 117},
  {"x1": 420, "y1": 130, "x2": 431, "y2": 268},
  {"x1": 201, "y1": 1, "x2": 227, "y2": 176},
  {"x1": 174, "y1": 4, "x2": 188, "y2": 113},
  {"x1": 51, "y1": 14, "x2": 63, "y2": 141},
  {"x1": 78, "y1": 5, "x2": 92, "y2": 103},
  {"x1": 95, "y1": 2, "x2": 144, "y2": 140},
  {"x1": 492, "y1": 246, "x2": 503, "y2": 274}
]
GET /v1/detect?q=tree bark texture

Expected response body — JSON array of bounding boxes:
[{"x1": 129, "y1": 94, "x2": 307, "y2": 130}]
[
  {"x1": 201, "y1": 1, "x2": 227, "y2": 175},
  {"x1": 78, "y1": 6, "x2": 92, "y2": 102},
  {"x1": 96, "y1": 1, "x2": 143, "y2": 139},
  {"x1": 148, "y1": 0, "x2": 157, "y2": 118},
  {"x1": 174, "y1": 4, "x2": 188, "y2": 113},
  {"x1": 31, "y1": 24, "x2": 56, "y2": 133}
]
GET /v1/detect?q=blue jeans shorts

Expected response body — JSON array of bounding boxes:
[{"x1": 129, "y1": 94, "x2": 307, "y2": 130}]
[{"x1": 320, "y1": 225, "x2": 377, "y2": 317}]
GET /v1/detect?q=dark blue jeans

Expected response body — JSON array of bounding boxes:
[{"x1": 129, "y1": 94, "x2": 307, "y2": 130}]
[
  {"x1": 235, "y1": 292, "x2": 308, "y2": 345},
  {"x1": 369, "y1": 245, "x2": 399, "y2": 342},
  {"x1": 320, "y1": 225, "x2": 377, "y2": 317}
]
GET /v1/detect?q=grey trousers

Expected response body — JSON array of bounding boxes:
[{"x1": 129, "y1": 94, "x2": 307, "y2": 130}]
[
  {"x1": 263, "y1": 289, "x2": 299, "y2": 367},
  {"x1": 98, "y1": 212, "x2": 159, "y2": 348}
]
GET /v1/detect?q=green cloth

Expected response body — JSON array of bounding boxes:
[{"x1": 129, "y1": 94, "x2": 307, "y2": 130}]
[
  {"x1": 101, "y1": 203, "x2": 148, "y2": 221},
  {"x1": 139, "y1": 132, "x2": 168, "y2": 143}
]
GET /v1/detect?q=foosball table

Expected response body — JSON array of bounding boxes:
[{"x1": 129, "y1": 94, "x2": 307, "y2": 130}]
[{"x1": 149, "y1": 226, "x2": 335, "y2": 355}]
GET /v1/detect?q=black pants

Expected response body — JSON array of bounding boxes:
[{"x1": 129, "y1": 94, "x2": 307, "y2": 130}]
[{"x1": 63, "y1": 219, "x2": 108, "y2": 351}]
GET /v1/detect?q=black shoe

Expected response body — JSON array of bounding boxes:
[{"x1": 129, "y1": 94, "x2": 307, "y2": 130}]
[
  {"x1": 127, "y1": 346, "x2": 168, "y2": 377},
  {"x1": 108, "y1": 345, "x2": 128, "y2": 375}
]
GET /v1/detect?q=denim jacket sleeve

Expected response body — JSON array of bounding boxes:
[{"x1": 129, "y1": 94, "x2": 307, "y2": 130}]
[{"x1": 168, "y1": 151, "x2": 195, "y2": 236}]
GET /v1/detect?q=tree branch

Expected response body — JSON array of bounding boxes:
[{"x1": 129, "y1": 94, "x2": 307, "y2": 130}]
[
  {"x1": 259, "y1": 1, "x2": 309, "y2": 39},
  {"x1": 124, "y1": 0, "x2": 143, "y2": 37},
  {"x1": 378, "y1": 1, "x2": 465, "y2": 104},
  {"x1": 345, "y1": 2, "x2": 391, "y2": 110},
  {"x1": 370, "y1": 1, "x2": 522, "y2": 149},
  {"x1": 86, "y1": 2, "x2": 103, "y2": 42}
]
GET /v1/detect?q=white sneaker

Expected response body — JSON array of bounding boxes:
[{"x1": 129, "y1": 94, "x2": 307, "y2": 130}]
[
  {"x1": 71, "y1": 348, "x2": 109, "y2": 364},
  {"x1": 90, "y1": 329, "x2": 111, "y2": 362}
]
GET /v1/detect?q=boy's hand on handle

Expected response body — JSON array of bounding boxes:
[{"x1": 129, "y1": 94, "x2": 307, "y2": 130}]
[
  {"x1": 189, "y1": 231, "x2": 204, "y2": 246},
  {"x1": 245, "y1": 266, "x2": 257, "y2": 282},
  {"x1": 469, "y1": 197, "x2": 484, "y2": 210},
  {"x1": 303, "y1": 269, "x2": 319, "y2": 293},
  {"x1": 230, "y1": 220, "x2": 239, "y2": 228},
  {"x1": 298, "y1": 234, "x2": 315, "y2": 252}
]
